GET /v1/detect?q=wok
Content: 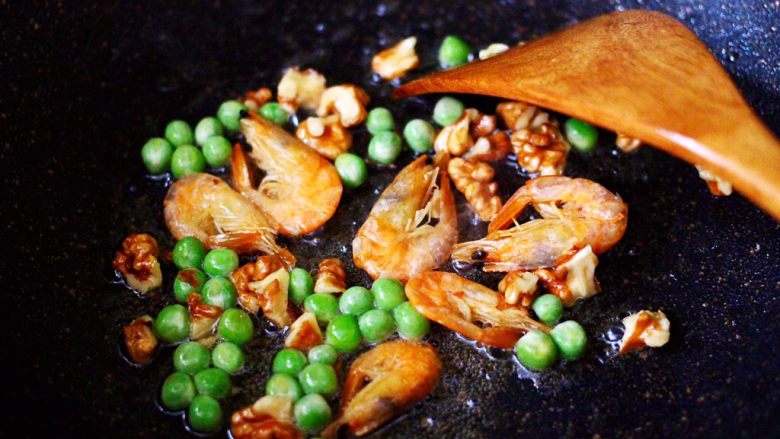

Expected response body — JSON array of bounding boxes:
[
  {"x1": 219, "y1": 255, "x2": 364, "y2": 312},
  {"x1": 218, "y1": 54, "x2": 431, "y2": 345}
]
[{"x1": 2, "y1": 0, "x2": 779, "y2": 437}]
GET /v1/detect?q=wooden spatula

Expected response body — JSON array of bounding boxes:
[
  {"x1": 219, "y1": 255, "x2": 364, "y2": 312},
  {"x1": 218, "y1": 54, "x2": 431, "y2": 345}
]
[{"x1": 394, "y1": 10, "x2": 780, "y2": 220}]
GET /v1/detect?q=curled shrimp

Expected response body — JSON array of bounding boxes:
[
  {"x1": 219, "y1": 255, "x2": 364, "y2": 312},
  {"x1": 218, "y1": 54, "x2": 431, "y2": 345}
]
[
  {"x1": 452, "y1": 176, "x2": 627, "y2": 271},
  {"x1": 322, "y1": 340, "x2": 440, "y2": 438},
  {"x1": 406, "y1": 271, "x2": 548, "y2": 348},
  {"x1": 164, "y1": 173, "x2": 295, "y2": 265},
  {"x1": 352, "y1": 155, "x2": 458, "y2": 282},
  {"x1": 232, "y1": 115, "x2": 342, "y2": 237}
]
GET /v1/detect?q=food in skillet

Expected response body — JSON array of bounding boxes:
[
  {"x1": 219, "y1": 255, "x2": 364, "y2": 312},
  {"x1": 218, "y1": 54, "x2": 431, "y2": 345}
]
[{"x1": 118, "y1": 33, "x2": 679, "y2": 437}]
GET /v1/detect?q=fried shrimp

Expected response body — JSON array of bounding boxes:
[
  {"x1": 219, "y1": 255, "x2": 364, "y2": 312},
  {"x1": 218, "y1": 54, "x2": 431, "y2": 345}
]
[
  {"x1": 452, "y1": 176, "x2": 627, "y2": 271},
  {"x1": 352, "y1": 155, "x2": 458, "y2": 282},
  {"x1": 406, "y1": 272, "x2": 548, "y2": 348},
  {"x1": 232, "y1": 115, "x2": 342, "y2": 237},
  {"x1": 164, "y1": 173, "x2": 294, "y2": 265},
  {"x1": 322, "y1": 340, "x2": 440, "y2": 438}
]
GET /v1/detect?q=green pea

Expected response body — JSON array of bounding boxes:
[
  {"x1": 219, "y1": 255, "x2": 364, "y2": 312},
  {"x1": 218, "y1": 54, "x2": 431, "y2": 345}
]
[
  {"x1": 307, "y1": 344, "x2": 338, "y2": 365},
  {"x1": 173, "y1": 342, "x2": 211, "y2": 374},
  {"x1": 141, "y1": 138, "x2": 174, "y2": 174},
  {"x1": 368, "y1": 131, "x2": 402, "y2": 165},
  {"x1": 294, "y1": 394, "x2": 331, "y2": 433},
  {"x1": 217, "y1": 100, "x2": 247, "y2": 132},
  {"x1": 172, "y1": 237, "x2": 207, "y2": 270},
  {"x1": 532, "y1": 294, "x2": 564, "y2": 326},
  {"x1": 201, "y1": 276, "x2": 237, "y2": 309},
  {"x1": 403, "y1": 119, "x2": 436, "y2": 153},
  {"x1": 266, "y1": 373, "x2": 304, "y2": 401},
  {"x1": 392, "y1": 301, "x2": 430, "y2": 339},
  {"x1": 514, "y1": 329, "x2": 558, "y2": 370},
  {"x1": 433, "y1": 96, "x2": 464, "y2": 126},
  {"x1": 211, "y1": 342, "x2": 245, "y2": 374},
  {"x1": 217, "y1": 308, "x2": 254, "y2": 345},
  {"x1": 339, "y1": 286, "x2": 374, "y2": 315},
  {"x1": 165, "y1": 120, "x2": 194, "y2": 147},
  {"x1": 155, "y1": 304, "x2": 190, "y2": 343},
  {"x1": 202, "y1": 136, "x2": 232, "y2": 168},
  {"x1": 193, "y1": 367, "x2": 231, "y2": 399},
  {"x1": 289, "y1": 268, "x2": 314, "y2": 306},
  {"x1": 358, "y1": 309, "x2": 395, "y2": 343},
  {"x1": 170, "y1": 145, "x2": 206, "y2": 179},
  {"x1": 564, "y1": 118, "x2": 598, "y2": 153},
  {"x1": 334, "y1": 153, "x2": 368, "y2": 189},
  {"x1": 298, "y1": 363, "x2": 338, "y2": 396},
  {"x1": 188, "y1": 395, "x2": 223, "y2": 433},
  {"x1": 371, "y1": 278, "x2": 406, "y2": 311},
  {"x1": 550, "y1": 321, "x2": 587, "y2": 361},
  {"x1": 273, "y1": 348, "x2": 308, "y2": 376},
  {"x1": 173, "y1": 268, "x2": 207, "y2": 303},
  {"x1": 366, "y1": 107, "x2": 395, "y2": 135},
  {"x1": 202, "y1": 248, "x2": 239, "y2": 277},
  {"x1": 438, "y1": 35, "x2": 472, "y2": 68},
  {"x1": 259, "y1": 102, "x2": 290, "y2": 125},
  {"x1": 304, "y1": 294, "x2": 340, "y2": 325},
  {"x1": 194, "y1": 117, "x2": 224, "y2": 146},
  {"x1": 161, "y1": 372, "x2": 196, "y2": 411},
  {"x1": 325, "y1": 314, "x2": 361, "y2": 353}
]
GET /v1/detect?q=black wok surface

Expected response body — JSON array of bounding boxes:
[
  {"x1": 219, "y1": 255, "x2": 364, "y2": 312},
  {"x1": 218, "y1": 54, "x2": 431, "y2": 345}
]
[{"x1": 2, "y1": 1, "x2": 779, "y2": 437}]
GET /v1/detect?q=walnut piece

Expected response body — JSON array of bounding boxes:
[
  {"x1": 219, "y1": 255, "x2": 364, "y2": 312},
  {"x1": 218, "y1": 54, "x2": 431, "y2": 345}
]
[
  {"x1": 316, "y1": 84, "x2": 370, "y2": 127},
  {"x1": 619, "y1": 310, "x2": 670, "y2": 354},
  {"x1": 615, "y1": 133, "x2": 642, "y2": 153},
  {"x1": 511, "y1": 122, "x2": 570, "y2": 176},
  {"x1": 498, "y1": 271, "x2": 539, "y2": 307},
  {"x1": 231, "y1": 395, "x2": 301, "y2": 439},
  {"x1": 313, "y1": 258, "x2": 347, "y2": 293},
  {"x1": 372, "y1": 36, "x2": 419, "y2": 80},
  {"x1": 188, "y1": 293, "x2": 223, "y2": 348},
  {"x1": 243, "y1": 87, "x2": 273, "y2": 113},
  {"x1": 496, "y1": 101, "x2": 549, "y2": 131},
  {"x1": 695, "y1": 165, "x2": 733, "y2": 196},
  {"x1": 448, "y1": 157, "x2": 503, "y2": 222},
  {"x1": 277, "y1": 67, "x2": 326, "y2": 112},
  {"x1": 112, "y1": 233, "x2": 162, "y2": 294},
  {"x1": 462, "y1": 131, "x2": 511, "y2": 162},
  {"x1": 231, "y1": 256, "x2": 295, "y2": 328},
  {"x1": 535, "y1": 246, "x2": 599, "y2": 306},
  {"x1": 296, "y1": 115, "x2": 353, "y2": 160},
  {"x1": 123, "y1": 315, "x2": 157, "y2": 365},
  {"x1": 434, "y1": 111, "x2": 473, "y2": 156},
  {"x1": 285, "y1": 312, "x2": 323, "y2": 351},
  {"x1": 478, "y1": 43, "x2": 509, "y2": 60}
]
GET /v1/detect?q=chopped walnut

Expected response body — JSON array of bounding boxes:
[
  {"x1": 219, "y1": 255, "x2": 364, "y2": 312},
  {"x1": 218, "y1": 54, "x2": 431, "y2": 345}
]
[
  {"x1": 296, "y1": 115, "x2": 353, "y2": 160},
  {"x1": 123, "y1": 315, "x2": 157, "y2": 365},
  {"x1": 285, "y1": 312, "x2": 323, "y2": 351},
  {"x1": 498, "y1": 271, "x2": 539, "y2": 307},
  {"x1": 188, "y1": 293, "x2": 223, "y2": 348},
  {"x1": 615, "y1": 133, "x2": 642, "y2": 153},
  {"x1": 511, "y1": 122, "x2": 570, "y2": 176},
  {"x1": 496, "y1": 101, "x2": 549, "y2": 131},
  {"x1": 231, "y1": 395, "x2": 301, "y2": 439},
  {"x1": 316, "y1": 84, "x2": 370, "y2": 127},
  {"x1": 231, "y1": 256, "x2": 295, "y2": 328},
  {"x1": 277, "y1": 67, "x2": 326, "y2": 113},
  {"x1": 448, "y1": 157, "x2": 503, "y2": 222},
  {"x1": 535, "y1": 246, "x2": 600, "y2": 306},
  {"x1": 619, "y1": 310, "x2": 670, "y2": 354},
  {"x1": 478, "y1": 43, "x2": 510, "y2": 60},
  {"x1": 462, "y1": 131, "x2": 511, "y2": 162},
  {"x1": 243, "y1": 87, "x2": 273, "y2": 113},
  {"x1": 372, "y1": 36, "x2": 419, "y2": 80},
  {"x1": 695, "y1": 165, "x2": 733, "y2": 196},
  {"x1": 112, "y1": 233, "x2": 162, "y2": 294},
  {"x1": 434, "y1": 111, "x2": 473, "y2": 156},
  {"x1": 313, "y1": 258, "x2": 347, "y2": 293}
]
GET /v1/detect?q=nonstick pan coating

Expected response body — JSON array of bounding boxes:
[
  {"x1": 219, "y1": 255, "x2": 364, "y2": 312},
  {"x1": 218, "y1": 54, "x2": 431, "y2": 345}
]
[{"x1": 2, "y1": 1, "x2": 779, "y2": 437}]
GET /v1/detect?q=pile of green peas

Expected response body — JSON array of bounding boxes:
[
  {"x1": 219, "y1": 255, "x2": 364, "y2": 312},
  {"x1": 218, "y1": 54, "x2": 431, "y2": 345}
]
[
  {"x1": 513, "y1": 294, "x2": 589, "y2": 370},
  {"x1": 157, "y1": 236, "x2": 256, "y2": 433}
]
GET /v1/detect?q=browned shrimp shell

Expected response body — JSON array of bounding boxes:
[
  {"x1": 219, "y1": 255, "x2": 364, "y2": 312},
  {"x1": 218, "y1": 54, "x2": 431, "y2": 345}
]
[{"x1": 322, "y1": 340, "x2": 440, "y2": 438}]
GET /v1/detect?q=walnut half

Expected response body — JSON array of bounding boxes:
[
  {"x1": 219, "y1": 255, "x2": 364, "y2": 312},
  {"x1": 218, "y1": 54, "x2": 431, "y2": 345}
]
[
  {"x1": 372, "y1": 36, "x2": 419, "y2": 80},
  {"x1": 313, "y1": 258, "x2": 347, "y2": 293},
  {"x1": 498, "y1": 271, "x2": 539, "y2": 307},
  {"x1": 535, "y1": 246, "x2": 600, "y2": 307},
  {"x1": 296, "y1": 116, "x2": 353, "y2": 160},
  {"x1": 619, "y1": 310, "x2": 670, "y2": 354},
  {"x1": 277, "y1": 67, "x2": 326, "y2": 112},
  {"x1": 112, "y1": 233, "x2": 162, "y2": 294},
  {"x1": 448, "y1": 157, "x2": 503, "y2": 222},
  {"x1": 231, "y1": 256, "x2": 295, "y2": 328},
  {"x1": 285, "y1": 312, "x2": 323, "y2": 351},
  {"x1": 123, "y1": 315, "x2": 157, "y2": 365},
  {"x1": 615, "y1": 133, "x2": 642, "y2": 153},
  {"x1": 511, "y1": 122, "x2": 570, "y2": 176},
  {"x1": 317, "y1": 84, "x2": 370, "y2": 127},
  {"x1": 695, "y1": 165, "x2": 733, "y2": 196},
  {"x1": 188, "y1": 293, "x2": 223, "y2": 348},
  {"x1": 231, "y1": 395, "x2": 302, "y2": 439}
]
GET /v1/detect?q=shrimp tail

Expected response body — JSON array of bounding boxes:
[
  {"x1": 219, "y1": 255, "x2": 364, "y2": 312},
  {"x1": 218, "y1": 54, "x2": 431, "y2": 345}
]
[
  {"x1": 208, "y1": 231, "x2": 296, "y2": 269},
  {"x1": 230, "y1": 143, "x2": 255, "y2": 193},
  {"x1": 488, "y1": 187, "x2": 531, "y2": 234}
]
